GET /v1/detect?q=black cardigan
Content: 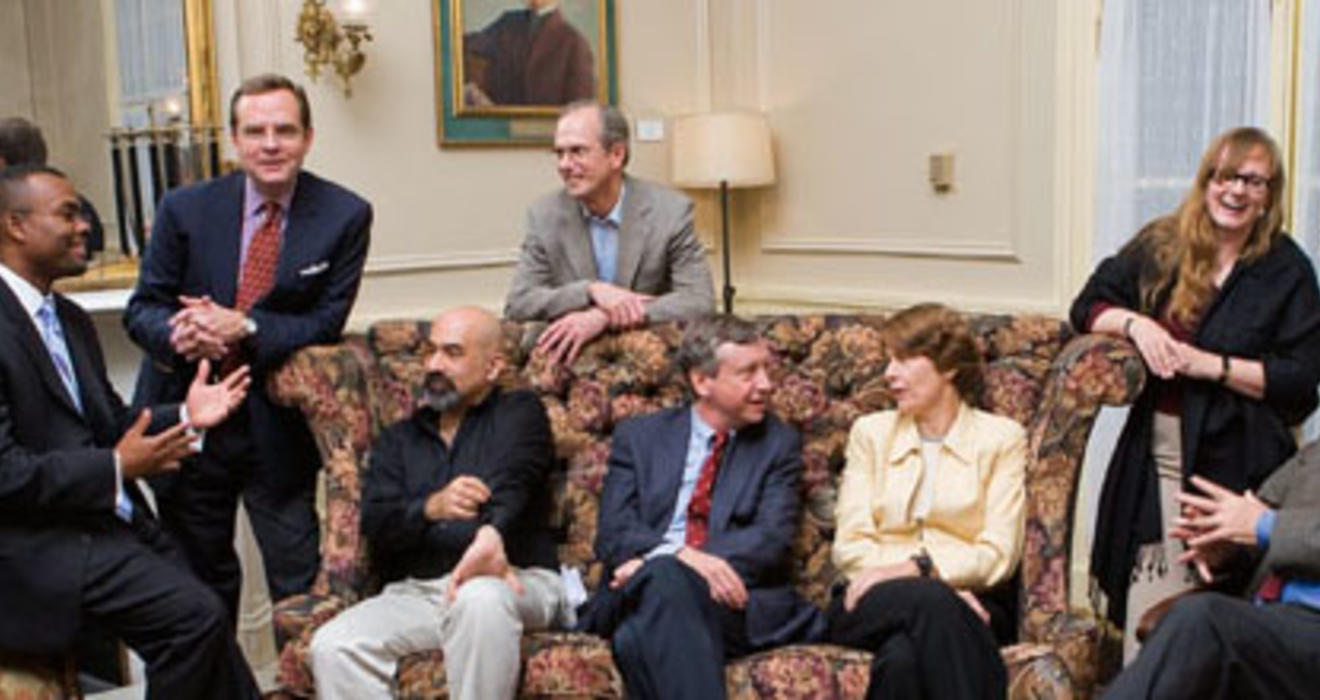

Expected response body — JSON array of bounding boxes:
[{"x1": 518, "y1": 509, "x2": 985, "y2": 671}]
[{"x1": 1069, "y1": 230, "x2": 1320, "y2": 624}]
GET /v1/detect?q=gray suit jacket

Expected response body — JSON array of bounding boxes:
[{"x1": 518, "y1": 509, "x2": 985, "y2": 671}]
[
  {"x1": 504, "y1": 176, "x2": 714, "y2": 322},
  {"x1": 1253, "y1": 439, "x2": 1320, "y2": 593}
]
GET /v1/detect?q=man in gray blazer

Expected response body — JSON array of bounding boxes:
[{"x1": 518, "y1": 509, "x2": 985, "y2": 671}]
[
  {"x1": 1103, "y1": 441, "x2": 1320, "y2": 698},
  {"x1": 504, "y1": 100, "x2": 714, "y2": 364}
]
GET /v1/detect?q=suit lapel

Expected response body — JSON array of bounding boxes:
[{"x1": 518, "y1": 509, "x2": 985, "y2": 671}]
[
  {"x1": 709, "y1": 429, "x2": 754, "y2": 533},
  {"x1": 558, "y1": 195, "x2": 598, "y2": 281},
  {"x1": 650, "y1": 408, "x2": 691, "y2": 522},
  {"x1": 274, "y1": 174, "x2": 322, "y2": 295},
  {"x1": 57, "y1": 297, "x2": 116, "y2": 439},
  {"x1": 210, "y1": 173, "x2": 246, "y2": 307},
  {"x1": 0, "y1": 283, "x2": 83, "y2": 418},
  {"x1": 614, "y1": 178, "x2": 649, "y2": 289}
]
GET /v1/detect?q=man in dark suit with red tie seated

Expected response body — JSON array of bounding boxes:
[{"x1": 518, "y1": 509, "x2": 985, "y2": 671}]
[
  {"x1": 0, "y1": 164, "x2": 257, "y2": 697},
  {"x1": 577, "y1": 314, "x2": 824, "y2": 699},
  {"x1": 124, "y1": 73, "x2": 372, "y2": 621},
  {"x1": 1104, "y1": 441, "x2": 1320, "y2": 698}
]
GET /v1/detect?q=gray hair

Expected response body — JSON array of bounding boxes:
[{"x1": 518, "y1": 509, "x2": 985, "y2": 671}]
[
  {"x1": 561, "y1": 100, "x2": 630, "y2": 167},
  {"x1": 675, "y1": 314, "x2": 760, "y2": 382}
]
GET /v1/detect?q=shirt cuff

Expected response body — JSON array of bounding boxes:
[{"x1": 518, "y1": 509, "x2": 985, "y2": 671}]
[
  {"x1": 179, "y1": 404, "x2": 205, "y2": 451},
  {"x1": 646, "y1": 542, "x2": 683, "y2": 559},
  {"x1": 113, "y1": 449, "x2": 124, "y2": 506},
  {"x1": 1256, "y1": 508, "x2": 1277, "y2": 549}
]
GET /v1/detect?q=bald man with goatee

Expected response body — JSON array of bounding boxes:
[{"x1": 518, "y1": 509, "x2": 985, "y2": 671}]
[{"x1": 310, "y1": 307, "x2": 567, "y2": 699}]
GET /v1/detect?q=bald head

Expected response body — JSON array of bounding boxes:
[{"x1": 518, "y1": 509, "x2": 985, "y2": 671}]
[
  {"x1": 434, "y1": 306, "x2": 503, "y2": 358},
  {"x1": 423, "y1": 307, "x2": 506, "y2": 411}
]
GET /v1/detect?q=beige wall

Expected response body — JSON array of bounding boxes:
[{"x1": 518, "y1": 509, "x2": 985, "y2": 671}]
[{"x1": 203, "y1": 0, "x2": 1096, "y2": 327}]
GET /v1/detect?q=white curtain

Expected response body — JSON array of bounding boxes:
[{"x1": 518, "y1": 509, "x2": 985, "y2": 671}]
[
  {"x1": 1074, "y1": 0, "x2": 1272, "y2": 613},
  {"x1": 1297, "y1": 3, "x2": 1320, "y2": 260},
  {"x1": 1093, "y1": 0, "x2": 1272, "y2": 260}
]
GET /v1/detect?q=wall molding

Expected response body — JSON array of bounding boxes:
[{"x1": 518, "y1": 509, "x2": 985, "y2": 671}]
[
  {"x1": 759, "y1": 237, "x2": 1021, "y2": 262},
  {"x1": 364, "y1": 250, "x2": 519, "y2": 276},
  {"x1": 736, "y1": 282, "x2": 1061, "y2": 316}
]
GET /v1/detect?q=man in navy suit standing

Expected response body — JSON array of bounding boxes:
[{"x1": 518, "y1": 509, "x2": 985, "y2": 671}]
[
  {"x1": 0, "y1": 164, "x2": 258, "y2": 697},
  {"x1": 124, "y1": 73, "x2": 372, "y2": 619},
  {"x1": 579, "y1": 314, "x2": 823, "y2": 699}
]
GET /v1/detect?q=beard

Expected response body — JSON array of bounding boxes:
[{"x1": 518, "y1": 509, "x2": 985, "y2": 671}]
[{"x1": 418, "y1": 370, "x2": 462, "y2": 413}]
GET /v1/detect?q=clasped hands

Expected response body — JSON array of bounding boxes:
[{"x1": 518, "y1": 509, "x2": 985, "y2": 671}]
[
  {"x1": 535, "y1": 283, "x2": 653, "y2": 365},
  {"x1": 169, "y1": 295, "x2": 251, "y2": 362},
  {"x1": 1125, "y1": 315, "x2": 1221, "y2": 381},
  {"x1": 423, "y1": 476, "x2": 525, "y2": 601},
  {"x1": 610, "y1": 546, "x2": 749, "y2": 610},
  {"x1": 842, "y1": 558, "x2": 991, "y2": 626},
  {"x1": 1170, "y1": 474, "x2": 1269, "y2": 584}
]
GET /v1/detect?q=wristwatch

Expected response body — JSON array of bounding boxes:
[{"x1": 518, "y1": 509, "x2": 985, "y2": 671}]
[
  {"x1": 243, "y1": 316, "x2": 258, "y2": 338},
  {"x1": 911, "y1": 549, "x2": 934, "y2": 578}
]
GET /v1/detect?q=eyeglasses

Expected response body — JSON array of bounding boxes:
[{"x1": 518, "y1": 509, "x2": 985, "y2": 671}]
[{"x1": 1213, "y1": 169, "x2": 1271, "y2": 192}]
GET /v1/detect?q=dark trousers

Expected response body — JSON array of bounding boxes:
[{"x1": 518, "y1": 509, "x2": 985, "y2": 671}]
[
  {"x1": 153, "y1": 411, "x2": 319, "y2": 622},
  {"x1": 84, "y1": 520, "x2": 259, "y2": 699},
  {"x1": 1103, "y1": 592, "x2": 1320, "y2": 700},
  {"x1": 827, "y1": 577, "x2": 1006, "y2": 700},
  {"x1": 590, "y1": 556, "x2": 750, "y2": 700}
]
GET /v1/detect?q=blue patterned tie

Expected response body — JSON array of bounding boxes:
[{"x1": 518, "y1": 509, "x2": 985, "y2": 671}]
[
  {"x1": 37, "y1": 298, "x2": 132, "y2": 522},
  {"x1": 36, "y1": 298, "x2": 81, "y2": 413}
]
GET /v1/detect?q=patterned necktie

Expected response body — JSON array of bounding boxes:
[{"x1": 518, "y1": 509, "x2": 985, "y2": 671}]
[
  {"x1": 685, "y1": 431, "x2": 729, "y2": 549},
  {"x1": 236, "y1": 201, "x2": 282, "y2": 313},
  {"x1": 35, "y1": 298, "x2": 81, "y2": 413}
]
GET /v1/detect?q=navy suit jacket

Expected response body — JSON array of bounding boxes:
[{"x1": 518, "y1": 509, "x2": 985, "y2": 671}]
[
  {"x1": 0, "y1": 283, "x2": 179, "y2": 653},
  {"x1": 593, "y1": 406, "x2": 820, "y2": 646},
  {"x1": 124, "y1": 170, "x2": 371, "y2": 485}
]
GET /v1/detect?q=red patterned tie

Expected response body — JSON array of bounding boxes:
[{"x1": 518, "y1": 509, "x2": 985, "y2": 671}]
[
  {"x1": 235, "y1": 202, "x2": 282, "y2": 313},
  {"x1": 685, "y1": 431, "x2": 729, "y2": 549},
  {"x1": 221, "y1": 202, "x2": 281, "y2": 375},
  {"x1": 1257, "y1": 574, "x2": 1284, "y2": 603}
]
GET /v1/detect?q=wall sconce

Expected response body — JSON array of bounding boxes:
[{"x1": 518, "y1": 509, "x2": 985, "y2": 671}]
[{"x1": 295, "y1": 0, "x2": 374, "y2": 97}]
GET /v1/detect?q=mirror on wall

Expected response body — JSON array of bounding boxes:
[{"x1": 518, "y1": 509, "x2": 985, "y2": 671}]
[{"x1": 0, "y1": 0, "x2": 220, "y2": 290}]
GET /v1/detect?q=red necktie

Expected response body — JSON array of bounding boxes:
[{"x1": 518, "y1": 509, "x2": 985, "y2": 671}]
[
  {"x1": 1257, "y1": 574, "x2": 1284, "y2": 603},
  {"x1": 685, "y1": 431, "x2": 729, "y2": 549},
  {"x1": 221, "y1": 202, "x2": 281, "y2": 375},
  {"x1": 235, "y1": 202, "x2": 282, "y2": 313}
]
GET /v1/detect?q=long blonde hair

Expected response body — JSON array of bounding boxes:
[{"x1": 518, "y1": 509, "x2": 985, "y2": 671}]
[{"x1": 1134, "y1": 127, "x2": 1286, "y2": 326}]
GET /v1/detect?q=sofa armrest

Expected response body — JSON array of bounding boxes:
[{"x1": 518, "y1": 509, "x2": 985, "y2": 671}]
[
  {"x1": 269, "y1": 337, "x2": 377, "y2": 599},
  {"x1": 1020, "y1": 333, "x2": 1145, "y2": 635}
]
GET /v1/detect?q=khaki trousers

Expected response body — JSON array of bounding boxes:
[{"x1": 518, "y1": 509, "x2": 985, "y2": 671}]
[{"x1": 310, "y1": 568, "x2": 566, "y2": 699}]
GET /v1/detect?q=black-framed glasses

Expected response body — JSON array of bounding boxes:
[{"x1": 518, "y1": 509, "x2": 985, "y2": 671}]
[{"x1": 1213, "y1": 169, "x2": 1271, "y2": 191}]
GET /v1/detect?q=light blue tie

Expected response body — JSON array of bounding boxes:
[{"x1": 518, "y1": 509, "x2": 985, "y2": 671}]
[
  {"x1": 36, "y1": 298, "x2": 81, "y2": 413},
  {"x1": 589, "y1": 217, "x2": 618, "y2": 282},
  {"x1": 37, "y1": 298, "x2": 132, "y2": 522}
]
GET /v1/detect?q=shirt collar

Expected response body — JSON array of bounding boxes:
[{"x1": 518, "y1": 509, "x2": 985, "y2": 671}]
[
  {"x1": 889, "y1": 400, "x2": 975, "y2": 466},
  {"x1": 580, "y1": 182, "x2": 626, "y2": 227},
  {"x1": 243, "y1": 175, "x2": 297, "y2": 219},
  {"x1": 0, "y1": 261, "x2": 49, "y2": 320},
  {"x1": 689, "y1": 404, "x2": 736, "y2": 445}
]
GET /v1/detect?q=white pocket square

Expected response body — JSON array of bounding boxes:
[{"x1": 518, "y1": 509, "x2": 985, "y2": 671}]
[{"x1": 298, "y1": 261, "x2": 330, "y2": 277}]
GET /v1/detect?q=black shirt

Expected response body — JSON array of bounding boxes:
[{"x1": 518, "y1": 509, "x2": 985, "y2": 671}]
[{"x1": 361, "y1": 387, "x2": 558, "y2": 583}]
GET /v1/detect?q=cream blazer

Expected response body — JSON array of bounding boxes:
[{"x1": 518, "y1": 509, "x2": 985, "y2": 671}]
[{"x1": 832, "y1": 402, "x2": 1027, "y2": 588}]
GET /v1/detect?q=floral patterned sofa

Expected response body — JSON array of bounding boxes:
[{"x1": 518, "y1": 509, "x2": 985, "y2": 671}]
[{"x1": 268, "y1": 313, "x2": 1141, "y2": 699}]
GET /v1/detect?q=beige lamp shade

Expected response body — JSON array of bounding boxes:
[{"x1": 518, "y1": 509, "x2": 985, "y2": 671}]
[{"x1": 671, "y1": 112, "x2": 776, "y2": 189}]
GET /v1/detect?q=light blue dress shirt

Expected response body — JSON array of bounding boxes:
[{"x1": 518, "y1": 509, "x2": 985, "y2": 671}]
[
  {"x1": 1255, "y1": 509, "x2": 1320, "y2": 610},
  {"x1": 584, "y1": 185, "x2": 626, "y2": 283},
  {"x1": 647, "y1": 408, "x2": 732, "y2": 558}
]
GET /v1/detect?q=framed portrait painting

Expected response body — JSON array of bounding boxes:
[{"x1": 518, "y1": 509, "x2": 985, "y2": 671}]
[{"x1": 433, "y1": 0, "x2": 618, "y2": 146}]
